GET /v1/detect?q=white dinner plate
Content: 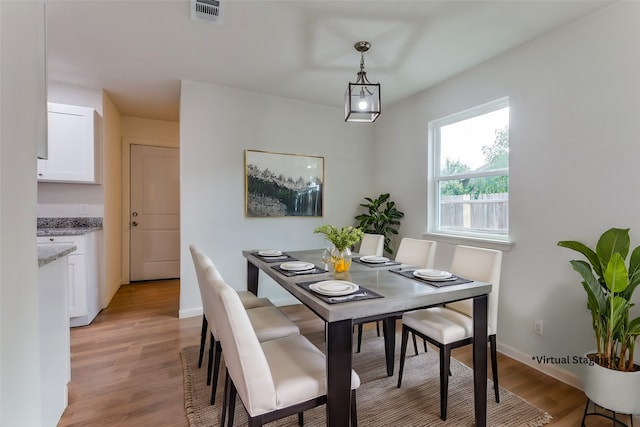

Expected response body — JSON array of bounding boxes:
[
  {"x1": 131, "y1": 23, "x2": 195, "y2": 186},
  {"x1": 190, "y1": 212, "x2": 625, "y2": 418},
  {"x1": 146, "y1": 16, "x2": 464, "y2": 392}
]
[
  {"x1": 280, "y1": 261, "x2": 315, "y2": 271},
  {"x1": 309, "y1": 280, "x2": 359, "y2": 296},
  {"x1": 413, "y1": 269, "x2": 453, "y2": 280},
  {"x1": 360, "y1": 255, "x2": 390, "y2": 264},
  {"x1": 259, "y1": 249, "x2": 283, "y2": 257}
]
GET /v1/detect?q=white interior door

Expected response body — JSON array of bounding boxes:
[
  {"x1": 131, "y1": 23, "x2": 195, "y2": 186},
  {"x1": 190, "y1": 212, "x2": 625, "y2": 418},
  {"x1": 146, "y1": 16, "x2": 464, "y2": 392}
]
[{"x1": 130, "y1": 145, "x2": 180, "y2": 281}]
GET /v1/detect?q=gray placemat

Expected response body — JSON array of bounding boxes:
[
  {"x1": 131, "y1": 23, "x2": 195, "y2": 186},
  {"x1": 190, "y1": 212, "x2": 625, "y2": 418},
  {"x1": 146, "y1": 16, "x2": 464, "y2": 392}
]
[
  {"x1": 251, "y1": 252, "x2": 298, "y2": 263},
  {"x1": 353, "y1": 256, "x2": 401, "y2": 268},
  {"x1": 271, "y1": 264, "x2": 328, "y2": 277},
  {"x1": 297, "y1": 280, "x2": 384, "y2": 304},
  {"x1": 389, "y1": 268, "x2": 472, "y2": 288}
]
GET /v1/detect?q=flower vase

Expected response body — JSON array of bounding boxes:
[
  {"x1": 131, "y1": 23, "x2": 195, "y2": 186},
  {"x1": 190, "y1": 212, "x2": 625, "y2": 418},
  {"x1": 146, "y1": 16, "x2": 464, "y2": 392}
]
[{"x1": 330, "y1": 246, "x2": 352, "y2": 277}]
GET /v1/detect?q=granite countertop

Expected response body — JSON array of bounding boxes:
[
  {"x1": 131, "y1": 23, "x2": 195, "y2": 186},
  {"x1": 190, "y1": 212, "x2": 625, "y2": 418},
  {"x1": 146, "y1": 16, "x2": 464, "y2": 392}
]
[
  {"x1": 36, "y1": 217, "x2": 103, "y2": 236},
  {"x1": 37, "y1": 227, "x2": 102, "y2": 236},
  {"x1": 38, "y1": 244, "x2": 77, "y2": 267}
]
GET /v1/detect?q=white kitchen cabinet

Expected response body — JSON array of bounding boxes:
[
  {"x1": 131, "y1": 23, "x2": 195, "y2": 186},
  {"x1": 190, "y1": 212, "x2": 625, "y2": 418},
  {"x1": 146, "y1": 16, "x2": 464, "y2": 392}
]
[
  {"x1": 37, "y1": 102, "x2": 101, "y2": 183},
  {"x1": 37, "y1": 231, "x2": 102, "y2": 326}
]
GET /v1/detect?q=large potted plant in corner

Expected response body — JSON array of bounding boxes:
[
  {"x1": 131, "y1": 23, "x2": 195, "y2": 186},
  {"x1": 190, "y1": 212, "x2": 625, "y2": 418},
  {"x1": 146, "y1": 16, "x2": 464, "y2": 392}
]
[
  {"x1": 558, "y1": 227, "x2": 640, "y2": 419},
  {"x1": 355, "y1": 193, "x2": 404, "y2": 255}
]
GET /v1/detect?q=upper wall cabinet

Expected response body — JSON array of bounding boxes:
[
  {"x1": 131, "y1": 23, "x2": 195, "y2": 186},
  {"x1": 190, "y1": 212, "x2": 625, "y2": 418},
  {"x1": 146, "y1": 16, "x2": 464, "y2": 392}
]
[{"x1": 37, "y1": 102, "x2": 101, "y2": 184}]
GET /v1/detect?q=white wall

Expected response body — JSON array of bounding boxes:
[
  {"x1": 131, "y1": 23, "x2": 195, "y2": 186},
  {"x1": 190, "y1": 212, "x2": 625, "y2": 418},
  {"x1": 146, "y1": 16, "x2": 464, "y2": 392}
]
[
  {"x1": 0, "y1": 1, "x2": 45, "y2": 425},
  {"x1": 375, "y1": 1, "x2": 640, "y2": 384},
  {"x1": 179, "y1": 81, "x2": 374, "y2": 316}
]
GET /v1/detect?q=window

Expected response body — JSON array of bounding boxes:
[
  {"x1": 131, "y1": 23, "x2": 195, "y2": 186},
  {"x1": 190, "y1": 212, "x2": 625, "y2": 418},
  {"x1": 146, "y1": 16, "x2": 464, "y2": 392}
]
[{"x1": 429, "y1": 98, "x2": 509, "y2": 240}]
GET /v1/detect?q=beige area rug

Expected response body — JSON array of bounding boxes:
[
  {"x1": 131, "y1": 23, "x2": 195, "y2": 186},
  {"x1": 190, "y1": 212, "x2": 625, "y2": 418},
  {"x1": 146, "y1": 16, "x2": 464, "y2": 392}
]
[{"x1": 181, "y1": 330, "x2": 552, "y2": 427}]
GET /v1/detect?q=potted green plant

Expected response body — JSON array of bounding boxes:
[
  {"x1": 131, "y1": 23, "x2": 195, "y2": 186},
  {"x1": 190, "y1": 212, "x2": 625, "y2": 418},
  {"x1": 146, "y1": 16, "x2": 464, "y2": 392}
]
[
  {"x1": 558, "y1": 227, "x2": 640, "y2": 416},
  {"x1": 354, "y1": 193, "x2": 404, "y2": 255},
  {"x1": 314, "y1": 225, "x2": 364, "y2": 275}
]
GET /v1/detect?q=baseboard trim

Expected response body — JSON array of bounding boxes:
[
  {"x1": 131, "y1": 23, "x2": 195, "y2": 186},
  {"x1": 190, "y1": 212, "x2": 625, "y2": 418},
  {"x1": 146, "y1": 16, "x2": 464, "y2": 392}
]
[
  {"x1": 179, "y1": 307, "x2": 203, "y2": 319},
  {"x1": 497, "y1": 341, "x2": 583, "y2": 390}
]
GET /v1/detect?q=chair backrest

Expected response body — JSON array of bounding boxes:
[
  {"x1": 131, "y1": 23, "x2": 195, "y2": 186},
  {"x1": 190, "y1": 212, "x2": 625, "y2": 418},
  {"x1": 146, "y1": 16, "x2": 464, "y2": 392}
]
[
  {"x1": 359, "y1": 233, "x2": 384, "y2": 256},
  {"x1": 395, "y1": 238, "x2": 437, "y2": 268},
  {"x1": 445, "y1": 245, "x2": 503, "y2": 333},
  {"x1": 189, "y1": 244, "x2": 224, "y2": 336},
  {"x1": 207, "y1": 266, "x2": 277, "y2": 416}
]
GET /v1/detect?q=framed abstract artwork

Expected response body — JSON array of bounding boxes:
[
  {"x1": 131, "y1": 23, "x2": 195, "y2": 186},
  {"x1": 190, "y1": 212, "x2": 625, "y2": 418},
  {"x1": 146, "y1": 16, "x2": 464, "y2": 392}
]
[{"x1": 245, "y1": 149, "x2": 324, "y2": 217}]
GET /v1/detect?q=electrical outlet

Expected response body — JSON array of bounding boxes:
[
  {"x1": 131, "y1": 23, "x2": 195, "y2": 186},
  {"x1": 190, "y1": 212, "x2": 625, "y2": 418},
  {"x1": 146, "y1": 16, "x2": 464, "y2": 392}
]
[
  {"x1": 79, "y1": 204, "x2": 89, "y2": 215},
  {"x1": 533, "y1": 319, "x2": 543, "y2": 337}
]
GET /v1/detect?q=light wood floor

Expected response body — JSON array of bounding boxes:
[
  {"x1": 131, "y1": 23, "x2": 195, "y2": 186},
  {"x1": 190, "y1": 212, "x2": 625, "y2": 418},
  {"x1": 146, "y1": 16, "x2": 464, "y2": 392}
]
[{"x1": 58, "y1": 279, "x2": 619, "y2": 426}]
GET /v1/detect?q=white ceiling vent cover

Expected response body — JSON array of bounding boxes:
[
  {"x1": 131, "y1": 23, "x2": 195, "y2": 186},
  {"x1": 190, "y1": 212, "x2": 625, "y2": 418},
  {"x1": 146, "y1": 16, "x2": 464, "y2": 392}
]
[{"x1": 191, "y1": 0, "x2": 223, "y2": 24}]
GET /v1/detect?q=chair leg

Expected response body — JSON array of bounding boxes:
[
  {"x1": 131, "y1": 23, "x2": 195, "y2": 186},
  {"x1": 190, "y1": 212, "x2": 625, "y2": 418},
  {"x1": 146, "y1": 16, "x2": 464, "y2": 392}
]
[
  {"x1": 227, "y1": 377, "x2": 237, "y2": 427},
  {"x1": 439, "y1": 344, "x2": 452, "y2": 421},
  {"x1": 210, "y1": 340, "x2": 222, "y2": 405},
  {"x1": 198, "y1": 316, "x2": 208, "y2": 368},
  {"x1": 207, "y1": 332, "x2": 214, "y2": 385},
  {"x1": 423, "y1": 339, "x2": 427, "y2": 353},
  {"x1": 411, "y1": 332, "x2": 418, "y2": 355},
  {"x1": 298, "y1": 412, "x2": 304, "y2": 426},
  {"x1": 221, "y1": 371, "x2": 229, "y2": 427},
  {"x1": 376, "y1": 321, "x2": 381, "y2": 337},
  {"x1": 351, "y1": 390, "x2": 358, "y2": 427},
  {"x1": 397, "y1": 325, "x2": 410, "y2": 388},
  {"x1": 357, "y1": 324, "x2": 363, "y2": 353},
  {"x1": 490, "y1": 335, "x2": 500, "y2": 403}
]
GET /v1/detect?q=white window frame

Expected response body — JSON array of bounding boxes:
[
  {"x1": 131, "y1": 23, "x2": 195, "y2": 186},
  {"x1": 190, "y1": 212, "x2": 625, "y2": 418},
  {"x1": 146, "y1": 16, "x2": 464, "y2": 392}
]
[{"x1": 427, "y1": 97, "x2": 511, "y2": 245}]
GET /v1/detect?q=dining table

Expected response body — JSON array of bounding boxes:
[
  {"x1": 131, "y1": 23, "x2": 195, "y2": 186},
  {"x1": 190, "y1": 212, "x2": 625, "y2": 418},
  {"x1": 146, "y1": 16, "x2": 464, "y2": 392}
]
[{"x1": 243, "y1": 248, "x2": 492, "y2": 427}]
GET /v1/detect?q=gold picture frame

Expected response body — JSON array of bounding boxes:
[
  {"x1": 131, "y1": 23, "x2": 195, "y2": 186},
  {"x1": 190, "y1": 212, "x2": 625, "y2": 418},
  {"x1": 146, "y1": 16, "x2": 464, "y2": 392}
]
[{"x1": 245, "y1": 149, "x2": 324, "y2": 217}]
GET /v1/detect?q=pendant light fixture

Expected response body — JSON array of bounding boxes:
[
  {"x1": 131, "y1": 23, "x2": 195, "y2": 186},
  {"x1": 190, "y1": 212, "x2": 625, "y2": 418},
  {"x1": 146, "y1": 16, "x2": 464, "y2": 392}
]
[{"x1": 345, "y1": 41, "x2": 381, "y2": 123}]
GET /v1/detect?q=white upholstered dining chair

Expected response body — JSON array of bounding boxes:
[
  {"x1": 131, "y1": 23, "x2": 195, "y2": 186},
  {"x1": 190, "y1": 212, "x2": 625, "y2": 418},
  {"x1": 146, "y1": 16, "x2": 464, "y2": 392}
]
[
  {"x1": 353, "y1": 233, "x2": 386, "y2": 339},
  {"x1": 396, "y1": 244, "x2": 503, "y2": 421},
  {"x1": 395, "y1": 237, "x2": 437, "y2": 269},
  {"x1": 190, "y1": 245, "x2": 273, "y2": 367},
  {"x1": 356, "y1": 237, "x2": 437, "y2": 353},
  {"x1": 358, "y1": 233, "x2": 384, "y2": 257},
  {"x1": 209, "y1": 268, "x2": 361, "y2": 427},
  {"x1": 189, "y1": 244, "x2": 300, "y2": 406}
]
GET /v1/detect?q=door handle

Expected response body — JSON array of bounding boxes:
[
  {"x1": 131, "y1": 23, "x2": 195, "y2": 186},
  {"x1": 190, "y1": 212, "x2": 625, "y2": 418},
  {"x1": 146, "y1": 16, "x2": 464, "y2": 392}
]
[{"x1": 131, "y1": 221, "x2": 138, "y2": 227}]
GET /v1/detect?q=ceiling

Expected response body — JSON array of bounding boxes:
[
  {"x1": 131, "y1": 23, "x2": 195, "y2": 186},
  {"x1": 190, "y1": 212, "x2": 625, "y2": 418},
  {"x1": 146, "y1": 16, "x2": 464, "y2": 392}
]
[{"x1": 45, "y1": 0, "x2": 614, "y2": 122}]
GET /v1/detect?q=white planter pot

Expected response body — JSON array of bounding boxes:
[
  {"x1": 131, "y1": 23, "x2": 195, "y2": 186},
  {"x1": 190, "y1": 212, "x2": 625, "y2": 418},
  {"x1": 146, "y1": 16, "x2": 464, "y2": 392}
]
[{"x1": 583, "y1": 352, "x2": 640, "y2": 415}]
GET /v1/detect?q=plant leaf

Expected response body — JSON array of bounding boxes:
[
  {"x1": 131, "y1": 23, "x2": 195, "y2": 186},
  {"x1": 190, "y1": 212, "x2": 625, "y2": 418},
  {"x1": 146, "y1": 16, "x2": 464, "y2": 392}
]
[
  {"x1": 604, "y1": 252, "x2": 629, "y2": 293},
  {"x1": 609, "y1": 295, "x2": 630, "y2": 336},
  {"x1": 571, "y1": 260, "x2": 606, "y2": 313},
  {"x1": 558, "y1": 240, "x2": 602, "y2": 277},
  {"x1": 624, "y1": 245, "x2": 640, "y2": 300},
  {"x1": 627, "y1": 316, "x2": 640, "y2": 337},
  {"x1": 596, "y1": 228, "x2": 630, "y2": 271}
]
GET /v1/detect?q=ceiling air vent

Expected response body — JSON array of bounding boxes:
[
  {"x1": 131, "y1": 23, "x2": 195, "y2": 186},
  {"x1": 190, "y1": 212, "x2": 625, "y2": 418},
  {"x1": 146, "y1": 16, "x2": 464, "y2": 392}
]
[{"x1": 191, "y1": 0, "x2": 223, "y2": 24}]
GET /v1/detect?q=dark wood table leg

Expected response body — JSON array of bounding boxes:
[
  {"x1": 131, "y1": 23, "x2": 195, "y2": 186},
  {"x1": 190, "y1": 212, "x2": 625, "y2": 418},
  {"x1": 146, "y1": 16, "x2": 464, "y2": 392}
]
[
  {"x1": 382, "y1": 316, "x2": 397, "y2": 376},
  {"x1": 246, "y1": 260, "x2": 259, "y2": 295},
  {"x1": 473, "y1": 294, "x2": 488, "y2": 427},
  {"x1": 326, "y1": 319, "x2": 353, "y2": 427}
]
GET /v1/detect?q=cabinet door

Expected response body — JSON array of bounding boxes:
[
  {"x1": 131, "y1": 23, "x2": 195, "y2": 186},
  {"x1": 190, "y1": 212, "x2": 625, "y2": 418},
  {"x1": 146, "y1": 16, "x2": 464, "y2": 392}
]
[
  {"x1": 37, "y1": 235, "x2": 88, "y2": 317},
  {"x1": 37, "y1": 103, "x2": 98, "y2": 183},
  {"x1": 67, "y1": 254, "x2": 88, "y2": 317}
]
